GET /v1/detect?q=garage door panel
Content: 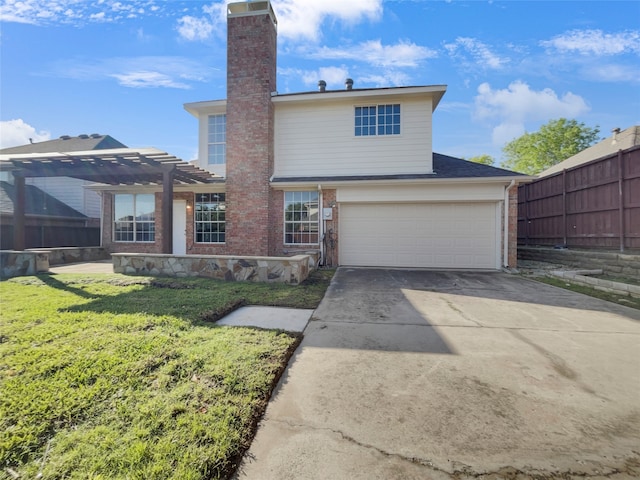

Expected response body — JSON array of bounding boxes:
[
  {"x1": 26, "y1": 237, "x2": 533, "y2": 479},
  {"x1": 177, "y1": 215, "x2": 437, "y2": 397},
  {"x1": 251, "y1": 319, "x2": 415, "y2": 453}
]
[{"x1": 340, "y1": 203, "x2": 498, "y2": 269}]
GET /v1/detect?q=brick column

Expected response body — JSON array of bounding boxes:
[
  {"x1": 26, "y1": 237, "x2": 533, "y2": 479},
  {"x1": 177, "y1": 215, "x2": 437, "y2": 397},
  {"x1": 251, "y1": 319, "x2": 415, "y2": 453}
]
[{"x1": 225, "y1": 4, "x2": 277, "y2": 256}]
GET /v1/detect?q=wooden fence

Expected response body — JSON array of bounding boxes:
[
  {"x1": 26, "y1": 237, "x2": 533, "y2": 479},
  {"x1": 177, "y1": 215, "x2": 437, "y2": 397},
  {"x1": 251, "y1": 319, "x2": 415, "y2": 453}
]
[{"x1": 518, "y1": 146, "x2": 640, "y2": 251}]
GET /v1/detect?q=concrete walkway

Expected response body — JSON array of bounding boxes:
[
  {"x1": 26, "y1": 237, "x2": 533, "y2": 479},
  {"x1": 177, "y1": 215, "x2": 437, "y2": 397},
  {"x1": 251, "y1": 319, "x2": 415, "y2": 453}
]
[{"x1": 234, "y1": 268, "x2": 640, "y2": 480}]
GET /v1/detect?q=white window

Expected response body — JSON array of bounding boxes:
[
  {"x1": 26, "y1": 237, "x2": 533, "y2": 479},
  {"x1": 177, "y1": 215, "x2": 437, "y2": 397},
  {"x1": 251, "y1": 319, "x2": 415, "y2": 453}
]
[
  {"x1": 355, "y1": 104, "x2": 400, "y2": 136},
  {"x1": 208, "y1": 114, "x2": 226, "y2": 164},
  {"x1": 284, "y1": 191, "x2": 319, "y2": 245},
  {"x1": 195, "y1": 193, "x2": 226, "y2": 243},
  {"x1": 113, "y1": 194, "x2": 155, "y2": 242}
]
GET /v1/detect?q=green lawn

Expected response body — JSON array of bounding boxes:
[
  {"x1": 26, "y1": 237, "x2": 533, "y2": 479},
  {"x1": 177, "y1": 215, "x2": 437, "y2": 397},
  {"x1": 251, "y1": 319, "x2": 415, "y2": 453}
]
[{"x1": 0, "y1": 270, "x2": 333, "y2": 480}]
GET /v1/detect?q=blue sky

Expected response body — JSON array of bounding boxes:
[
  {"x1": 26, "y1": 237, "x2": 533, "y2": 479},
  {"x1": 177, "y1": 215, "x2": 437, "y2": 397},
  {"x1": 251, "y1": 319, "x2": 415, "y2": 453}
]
[{"x1": 1, "y1": 0, "x2": 639, "y2": 166}]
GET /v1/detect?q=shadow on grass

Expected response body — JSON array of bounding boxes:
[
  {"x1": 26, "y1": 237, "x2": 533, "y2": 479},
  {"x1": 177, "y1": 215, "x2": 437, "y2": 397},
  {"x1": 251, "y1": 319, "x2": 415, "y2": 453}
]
[
  {"x1": 62, "y1": 271, "x2": 334, "y2": 324},
  {"x1": 38, "y1": 273, "x2": 100, "y2": 300}
]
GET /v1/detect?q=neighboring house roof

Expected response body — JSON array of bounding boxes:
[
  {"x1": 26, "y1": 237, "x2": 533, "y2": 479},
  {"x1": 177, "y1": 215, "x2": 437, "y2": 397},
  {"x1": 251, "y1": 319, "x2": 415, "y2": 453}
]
[
  {"x1": 0, "y1": 181, "x2": 87, "y2": 218},
  {"x1": 538, "y1": 125, "x2": 640, "y2": 178},
  {"x1": 271, "y1": 153, "x2": 527, "y2": 183},
  {"x1": 0, "y1": 134, "x2": 127, "y2": 154}
]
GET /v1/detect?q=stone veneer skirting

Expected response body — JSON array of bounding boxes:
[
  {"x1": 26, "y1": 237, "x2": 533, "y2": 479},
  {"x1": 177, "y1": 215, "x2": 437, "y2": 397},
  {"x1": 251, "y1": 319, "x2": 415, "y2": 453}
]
[
  {"x1": 27, "y1": 247, "x2": 110, "y2": 266},
  {"x1": 0, "y1": 251, "x2": 46, "y2": 278},
  {"x1": 112, "y1": 253, "x2": 312, "y2": 285},
  {"x1": 518, "y1": 246, "x2": 640, "y2": 280}
]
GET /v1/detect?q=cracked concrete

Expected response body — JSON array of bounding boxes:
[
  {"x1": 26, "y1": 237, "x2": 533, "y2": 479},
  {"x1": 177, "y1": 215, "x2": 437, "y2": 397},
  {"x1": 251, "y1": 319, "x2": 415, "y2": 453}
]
[{"x1": 233, "y1": 268, "x2": 640, "y2": 480}]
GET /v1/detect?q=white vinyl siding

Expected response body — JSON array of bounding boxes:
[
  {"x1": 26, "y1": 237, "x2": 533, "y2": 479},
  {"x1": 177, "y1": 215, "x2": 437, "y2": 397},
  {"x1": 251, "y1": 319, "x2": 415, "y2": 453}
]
[
  {"x1": 339, "y1": 202, "x2": 499, "y2": 269},
  {"x1": 274, "y1": 96, "x2": 433, "y2": 177}
]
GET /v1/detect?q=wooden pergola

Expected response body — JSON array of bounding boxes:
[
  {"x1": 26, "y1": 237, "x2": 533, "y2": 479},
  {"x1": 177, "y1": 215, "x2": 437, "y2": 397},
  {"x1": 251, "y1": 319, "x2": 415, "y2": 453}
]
[{"x1": 0, "y1": 148, "x2": 220, "y2": 253}]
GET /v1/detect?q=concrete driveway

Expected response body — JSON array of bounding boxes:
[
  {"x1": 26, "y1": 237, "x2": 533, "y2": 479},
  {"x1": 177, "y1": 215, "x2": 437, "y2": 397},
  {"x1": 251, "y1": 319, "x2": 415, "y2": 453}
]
[{"x1": 235, "y1": 268, "x2": 640, "y2": 480}]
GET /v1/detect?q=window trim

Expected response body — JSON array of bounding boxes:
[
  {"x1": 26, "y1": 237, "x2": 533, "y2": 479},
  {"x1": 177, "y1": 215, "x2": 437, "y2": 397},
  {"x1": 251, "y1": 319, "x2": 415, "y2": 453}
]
[
  {"x1": 283, "y1": 191, "x2": 320, "y2": 246},
  {"x1": 207, "y1": 114, "x2": 226, "y2": 165},
  {"x1": 194, "y1": 192, "x2": 226, "y2": 244},
  {"x1": 113, "y1": 193, "x2": 156, "y2": 243},
  {"x1": 354, "y1": 103, "x2": 401, "y2": 137}
]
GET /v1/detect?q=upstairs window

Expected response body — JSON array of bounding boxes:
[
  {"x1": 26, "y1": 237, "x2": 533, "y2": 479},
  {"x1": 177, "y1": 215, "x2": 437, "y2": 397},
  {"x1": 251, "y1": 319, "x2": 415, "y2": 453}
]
[
  {"x1": 355, "y1": 104, "x2": 400, "y2": 137},
  {"x1": 208, "y1": 114, "x2": 226, "y2": 164},
  {"x1": 113, "y1": 194, "x2": 155, "y2": 242},
  {"x1": 284, "y1": 191, "x2": 319, "y2": 245}
]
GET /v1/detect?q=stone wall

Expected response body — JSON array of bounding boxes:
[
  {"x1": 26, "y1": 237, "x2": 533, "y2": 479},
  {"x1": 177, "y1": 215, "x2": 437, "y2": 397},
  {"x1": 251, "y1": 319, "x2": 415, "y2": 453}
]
[
  {"x1": 518, "y1": 246, "x2": 640, "y2": 280},
  {"x1": 0, "y1": 251, "x2": 42, "y2": 278},
  {"x1": 112, "y1": 253, "x2": 312, "y2": 285},
  {"x1": 28, "y1": 247, "x2": 110, "y2": 265}
]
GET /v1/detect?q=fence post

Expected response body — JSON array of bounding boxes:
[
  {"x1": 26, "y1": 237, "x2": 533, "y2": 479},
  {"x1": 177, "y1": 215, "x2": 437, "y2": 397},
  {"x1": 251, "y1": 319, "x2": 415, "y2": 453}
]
[
  {"x1": 563, "y1": 169, "x2": 567, "y2": 246},
  {"x1": 618, "y1": 150, "x2": 625, "y2": 252}
]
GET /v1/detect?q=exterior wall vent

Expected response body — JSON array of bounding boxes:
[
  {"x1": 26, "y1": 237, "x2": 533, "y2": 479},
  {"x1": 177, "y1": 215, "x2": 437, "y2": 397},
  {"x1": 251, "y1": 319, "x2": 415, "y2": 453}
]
[
  {"x1": 318, "y1": 80, "x2": 326, "y2": 92},
  {"x1": 345, "y1": 78, "x2": 354, "y2": 90}
]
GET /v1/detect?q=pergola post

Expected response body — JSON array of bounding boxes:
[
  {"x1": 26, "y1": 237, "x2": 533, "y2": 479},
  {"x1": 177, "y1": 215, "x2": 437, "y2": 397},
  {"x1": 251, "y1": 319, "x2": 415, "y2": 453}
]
[
  {"x1": 13, "y1": 173, "x2": 26, "y2": 251},
  {"x1": 162, "y1": 167, "x2": 174, "y2": 254}
]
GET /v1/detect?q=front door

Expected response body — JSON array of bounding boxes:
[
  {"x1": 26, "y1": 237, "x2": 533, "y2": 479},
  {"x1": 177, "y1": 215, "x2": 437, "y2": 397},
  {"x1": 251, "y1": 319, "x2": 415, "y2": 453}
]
[{"x1": 172, "y1": 200, "x2": 187, "y2": 255}]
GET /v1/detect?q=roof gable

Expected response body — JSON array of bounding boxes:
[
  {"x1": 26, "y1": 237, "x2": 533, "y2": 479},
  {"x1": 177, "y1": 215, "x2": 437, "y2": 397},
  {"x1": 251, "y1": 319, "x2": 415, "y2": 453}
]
[{"x1": 0, "y1": 134, "x2": 127, "y2": 154}]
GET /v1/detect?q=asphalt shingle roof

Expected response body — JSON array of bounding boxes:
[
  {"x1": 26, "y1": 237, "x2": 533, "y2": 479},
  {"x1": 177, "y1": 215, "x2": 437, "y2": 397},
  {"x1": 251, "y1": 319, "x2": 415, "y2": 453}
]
[
  {"x1": 0, "y1": 134, "x2": 127, "y2": 154},
  {"x1": 0, "y1": 181, "x2": 87, "y2": 218},
  {"x1": 271, "y1": 152, "x2": 526, "y2": 183}
]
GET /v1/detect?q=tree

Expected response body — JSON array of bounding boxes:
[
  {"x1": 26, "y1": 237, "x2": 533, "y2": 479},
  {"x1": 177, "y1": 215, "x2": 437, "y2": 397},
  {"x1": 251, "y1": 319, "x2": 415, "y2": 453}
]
[
  {"x1": 501, "y1": 118, "x2": 599, "y2": 175},
  {"x1": 468, "y1": 154, "x2": 495, "y2": 166}
]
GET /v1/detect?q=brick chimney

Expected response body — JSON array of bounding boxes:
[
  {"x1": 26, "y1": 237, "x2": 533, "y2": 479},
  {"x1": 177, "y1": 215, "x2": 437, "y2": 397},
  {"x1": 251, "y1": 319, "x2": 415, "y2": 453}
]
[{"x1": 225, "y1": 1, "x2": 277, "y2": 256}]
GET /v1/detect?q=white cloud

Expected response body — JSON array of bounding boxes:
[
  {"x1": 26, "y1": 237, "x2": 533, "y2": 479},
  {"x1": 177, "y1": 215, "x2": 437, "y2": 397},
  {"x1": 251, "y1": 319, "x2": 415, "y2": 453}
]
[
  {"x1": 175, "y1": 0, "x2": 382, "y2": 42},
  {"x1": 48, "y1": 56, "x2": 214, "y2": 89},
  {"x1": 586, "y1": 63, "x2": 640, "y2": 83},
  {"x1": 310, "y1": 39, "x2": 437, "y2": 68},
  {"x1": 109, "y1": 71, "x2": 190, "y2": 89},
  {"x1": 474, "y1": 81, "x2": 590, "y2": 146},
  {"x1": 279, "y1": 66, "x2": 350, "y2": 89},
  {"x1": 358, "y1": 70, "x2": 411, "y2": 87},
  {"x1": 176, "y1": 15, "x2": 216, "y2": 41},
  {"x1": 0, "y1": 0, "x2": 163, "y2": 25},
  {"x1": 541, "y1": 29, "x2": 640, "y2": 56},
  {"x1": 279, "y1": 65, "x2": 410, "y2": 89},
  {"x1": 444, "y1": 37, "x2": 509, "y2": 70},
  {"x1": 0, "y1": 119, "x2": 51, "y2": 149},
  {"x1": 272, "y1": 0, "x2": 382, "y2": 41}
]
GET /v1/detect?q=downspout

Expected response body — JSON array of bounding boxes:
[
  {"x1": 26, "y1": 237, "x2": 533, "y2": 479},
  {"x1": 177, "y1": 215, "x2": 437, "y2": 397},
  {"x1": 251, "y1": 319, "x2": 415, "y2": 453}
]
[
  {"x1": 503, "y1": 180, "x2": 516, "y2": 268},
  {"x1": 99, "y1": 191, "x2": 104, "y2": 248},
  {"x1": 318, "y1": 184, "x2": 324, "y2": 267}
]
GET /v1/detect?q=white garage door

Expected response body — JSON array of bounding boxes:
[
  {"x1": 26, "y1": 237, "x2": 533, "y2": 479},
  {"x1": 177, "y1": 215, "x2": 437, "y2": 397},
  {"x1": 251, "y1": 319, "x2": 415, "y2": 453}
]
[{"x1": 339, "y1": 203, "x2": 498, "y2": 269}]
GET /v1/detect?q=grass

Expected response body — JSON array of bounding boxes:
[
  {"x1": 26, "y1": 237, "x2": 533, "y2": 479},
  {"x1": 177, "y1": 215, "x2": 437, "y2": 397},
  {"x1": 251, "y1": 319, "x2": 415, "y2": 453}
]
[
  {"x1": 0, "y1": 269, "x2": 334, "y2": 480},
  {"x1": 533, "y1": 275, "x2": 640, "y2": 310}
]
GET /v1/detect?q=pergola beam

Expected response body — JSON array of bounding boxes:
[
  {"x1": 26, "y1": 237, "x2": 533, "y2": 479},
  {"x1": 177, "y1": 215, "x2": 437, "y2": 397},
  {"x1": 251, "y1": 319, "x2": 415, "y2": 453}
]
[{"x1": 1, "y1": 149, "x2": 219, "y2": 251}]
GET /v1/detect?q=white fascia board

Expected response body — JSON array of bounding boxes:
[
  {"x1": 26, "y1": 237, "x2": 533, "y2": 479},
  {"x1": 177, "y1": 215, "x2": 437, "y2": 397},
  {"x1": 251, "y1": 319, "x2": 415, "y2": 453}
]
[
  {"x1": 183, "y1": 99, "x2": 227, "y2": 118},
  {"x1": 272, "y1": 85, "x2": 447, "y2": 111},
  {"x1": 270, "y1": 175, "x2": 533, "y2": 189}
]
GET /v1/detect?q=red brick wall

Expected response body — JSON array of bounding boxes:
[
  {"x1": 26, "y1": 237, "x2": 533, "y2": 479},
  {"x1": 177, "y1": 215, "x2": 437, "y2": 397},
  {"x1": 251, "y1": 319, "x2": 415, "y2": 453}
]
[
  {"x1": 269, "y1": 189, "x2": 339, "y2": 266},
  {"x1": 103, "y1": 191, "x2": 163, "y2": 254},
  {"x1": 225, "y1": 11, "x2": 277, "y2": 256}
]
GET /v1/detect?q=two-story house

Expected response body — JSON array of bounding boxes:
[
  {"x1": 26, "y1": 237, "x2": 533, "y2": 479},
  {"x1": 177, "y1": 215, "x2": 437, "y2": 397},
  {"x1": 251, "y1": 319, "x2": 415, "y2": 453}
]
[{"x1": 97, "y1": 0, "x2": 526, "y2": 269}]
